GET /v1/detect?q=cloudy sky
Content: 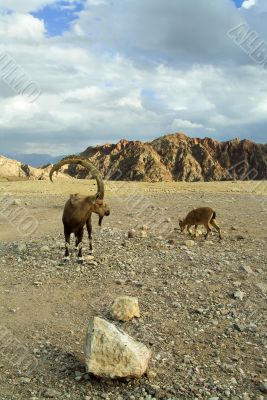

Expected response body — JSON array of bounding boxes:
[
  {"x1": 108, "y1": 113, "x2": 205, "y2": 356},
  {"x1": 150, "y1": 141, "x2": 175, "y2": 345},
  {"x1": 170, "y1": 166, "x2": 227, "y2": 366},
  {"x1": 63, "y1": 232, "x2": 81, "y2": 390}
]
[{"x1": 0, "y1": 0, "x2": 266, "y2": 155}]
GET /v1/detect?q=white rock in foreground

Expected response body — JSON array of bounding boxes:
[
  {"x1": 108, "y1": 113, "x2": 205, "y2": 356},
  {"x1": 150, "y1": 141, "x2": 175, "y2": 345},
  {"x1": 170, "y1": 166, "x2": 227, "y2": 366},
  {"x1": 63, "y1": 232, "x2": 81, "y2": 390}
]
[
  {"x1": 111, "y1": 296, "x2": 140, "y2": 321},
  {"x1": 84, "y1": 317, "x2": 151, "y2": 378}
]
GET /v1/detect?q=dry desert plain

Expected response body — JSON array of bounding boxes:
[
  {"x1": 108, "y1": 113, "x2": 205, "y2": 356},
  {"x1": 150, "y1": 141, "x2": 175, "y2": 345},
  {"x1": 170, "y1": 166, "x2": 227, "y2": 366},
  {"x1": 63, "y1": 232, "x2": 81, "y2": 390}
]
[{"x1": 0, "y1": 178, "x2": 267, "y2": 400}]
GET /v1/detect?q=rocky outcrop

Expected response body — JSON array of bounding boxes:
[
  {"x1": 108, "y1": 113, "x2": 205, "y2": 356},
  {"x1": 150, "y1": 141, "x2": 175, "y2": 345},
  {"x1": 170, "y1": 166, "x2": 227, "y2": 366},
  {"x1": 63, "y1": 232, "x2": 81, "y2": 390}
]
[
  {"x1": 67, "y1": 133, "x2": 267, "y2": 182},
  {"x1": 84, "y1": 317, "x2": 151, "y2": 378},
  {"x1": 0, "y1": 156, "x2": 69, "y2": 181}
]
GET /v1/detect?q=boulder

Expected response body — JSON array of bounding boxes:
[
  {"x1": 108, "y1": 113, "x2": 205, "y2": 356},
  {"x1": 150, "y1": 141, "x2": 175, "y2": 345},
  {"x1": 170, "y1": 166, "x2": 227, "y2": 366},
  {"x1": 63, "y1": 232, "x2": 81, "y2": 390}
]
[
  {"x1": 110, "y1": 296, "x2": 140, "y2": 321},
  {"x1": 84, "y1": 317, "x2": 151, "y2": 378}
]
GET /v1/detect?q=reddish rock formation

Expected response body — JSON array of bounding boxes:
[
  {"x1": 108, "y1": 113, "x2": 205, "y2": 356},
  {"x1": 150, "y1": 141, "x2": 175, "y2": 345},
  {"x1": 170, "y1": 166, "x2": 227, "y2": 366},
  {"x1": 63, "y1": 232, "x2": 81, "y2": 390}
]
[
  {"x1": 69, "y1": 133, "x2": 267, "y2": 182},
  {"x1": 2, "y1": 133, "x2": 266, "y2": 182}
]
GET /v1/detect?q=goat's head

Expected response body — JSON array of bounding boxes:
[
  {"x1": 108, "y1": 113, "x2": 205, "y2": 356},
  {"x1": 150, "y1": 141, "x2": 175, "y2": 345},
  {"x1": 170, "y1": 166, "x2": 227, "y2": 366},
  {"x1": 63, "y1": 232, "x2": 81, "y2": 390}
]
[
  {"x1": 92, "y1": 195, "x2": 110, "y2": 226},
  {"x1": 179, "y1": 218, "x2": 186, "y2": 232}
]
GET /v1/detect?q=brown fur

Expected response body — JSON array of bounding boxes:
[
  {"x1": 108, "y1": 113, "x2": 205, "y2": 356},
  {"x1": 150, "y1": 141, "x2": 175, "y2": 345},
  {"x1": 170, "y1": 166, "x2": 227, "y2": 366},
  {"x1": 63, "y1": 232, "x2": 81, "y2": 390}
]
[
  {"x1": 179, "y1": 207, "x2": 222, "y2": 240},
  {"x1": 50, "y1": 156, "x2": 110, "y2": 262},
  {"x1": 62, "y1": 194, "x2": 110, "y2": 262}
]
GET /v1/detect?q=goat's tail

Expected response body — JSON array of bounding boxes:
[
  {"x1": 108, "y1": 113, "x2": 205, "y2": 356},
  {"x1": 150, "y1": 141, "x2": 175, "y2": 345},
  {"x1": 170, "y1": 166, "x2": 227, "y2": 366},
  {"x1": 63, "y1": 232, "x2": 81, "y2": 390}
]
[{"x1": 212, "y1": 211, "x2": 216, "y2": 220}]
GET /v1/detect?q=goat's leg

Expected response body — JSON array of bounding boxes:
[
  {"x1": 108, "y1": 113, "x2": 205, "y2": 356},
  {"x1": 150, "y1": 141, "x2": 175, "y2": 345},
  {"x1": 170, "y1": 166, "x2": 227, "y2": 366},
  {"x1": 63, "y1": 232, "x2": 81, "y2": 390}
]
[
  {"x1": 75, "y1": 235, "x2": 79, "y2": 249},
  {"x1": 86, "y1": 216, "x2": 93, "y2": 254},
  {"x1": 211, "y1": 219, "x2": 222, "y2": 240},
  {"x1": 187, "y1": 224, "x2": 193, "y2": 236},
  {"x1": 76, "y1": 228, "x2": 84, "y2": 264},
  {"x1": 204, "y1": 223, "x2": 211, "y2": 240},
  {"x1": 64, "y1": 228, "x2": 71, "y2": 262}
]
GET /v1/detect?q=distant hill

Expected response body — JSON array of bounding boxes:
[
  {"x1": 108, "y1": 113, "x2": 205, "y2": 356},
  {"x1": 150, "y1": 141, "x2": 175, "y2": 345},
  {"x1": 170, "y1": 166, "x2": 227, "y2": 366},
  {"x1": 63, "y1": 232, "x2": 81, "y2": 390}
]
[
  {"x1": 63, "y1": 133, "x2": 267, "y2": 182},
  {"x1": 0, "y1": 155, "x2": 69, "y2": 181},
  {"x1": 4, "y1": 153, "x2": 65, "y2": 168}
]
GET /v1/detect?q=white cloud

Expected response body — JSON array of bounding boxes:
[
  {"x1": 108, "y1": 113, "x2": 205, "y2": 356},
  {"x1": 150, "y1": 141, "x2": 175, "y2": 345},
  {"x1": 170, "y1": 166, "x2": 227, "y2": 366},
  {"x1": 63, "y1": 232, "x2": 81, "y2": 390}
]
[
  {"x1": 171, "y1": 119, "x2": 205, "y2": 130},
  {"x1": 242, "y1": 0, "x2": 256, "y2": 9},
  {"x1": 0, "y1": 0, "x2": 84, "y2": 13},
  {"x1": 0, "y1": 0, "x2": 55, "y2": 13},
  {"x1": 0, "y1": 13, "x2": 45, "y2": 42},
  {"x1": 0, "y1": 0, "x2": 267, "y2": 155}
]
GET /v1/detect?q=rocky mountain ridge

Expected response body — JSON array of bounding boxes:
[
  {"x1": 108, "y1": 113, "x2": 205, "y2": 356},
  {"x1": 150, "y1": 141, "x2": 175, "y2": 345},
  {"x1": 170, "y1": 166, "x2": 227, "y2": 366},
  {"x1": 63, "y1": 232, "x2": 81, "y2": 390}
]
[
  {"x1": 1, "y1": 133, "x2": 266, "y2": 182},
  {"x1": 74, "y1": 133, "x2": 266, "y2": 182}
]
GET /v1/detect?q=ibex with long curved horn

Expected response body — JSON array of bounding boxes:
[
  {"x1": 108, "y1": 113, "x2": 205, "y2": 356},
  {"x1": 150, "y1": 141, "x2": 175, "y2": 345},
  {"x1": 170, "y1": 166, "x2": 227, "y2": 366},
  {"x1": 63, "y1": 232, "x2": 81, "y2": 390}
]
[{"x1": 50, "y1": 156, "x2": 110, "y2": 263}]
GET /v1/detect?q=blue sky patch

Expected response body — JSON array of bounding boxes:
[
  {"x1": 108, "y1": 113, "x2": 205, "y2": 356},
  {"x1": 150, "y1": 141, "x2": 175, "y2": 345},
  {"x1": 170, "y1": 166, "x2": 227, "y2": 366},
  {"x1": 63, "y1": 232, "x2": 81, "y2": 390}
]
[
  {"x1": 31, "y1": 1, "x2": 85, "y2": 37},
  {"x1": 233, "y1": 0, "x2": 245, "y2": 7}
]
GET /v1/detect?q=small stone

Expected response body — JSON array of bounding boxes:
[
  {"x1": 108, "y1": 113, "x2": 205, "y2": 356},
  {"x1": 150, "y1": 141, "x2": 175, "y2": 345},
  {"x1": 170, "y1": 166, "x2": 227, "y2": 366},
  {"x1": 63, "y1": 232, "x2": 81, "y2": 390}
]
[
  {"x1": 256, "y1": 283, "x2": 267, "y2": 294},
  {"x1": 40, "y1": 245, "x2": 49, "y2": 252},
  {"x1": 147, "y1": 370, "x2": 157, "y2": 380},
  {"x1": 184, "y1": 240, "x2": 195, "y2": 247},
  {"x1": 115, "y1": 279, "x2": 125, "y2": 285},
  {"x1": 236, "y1": 235, "x2": 245, "y2": 240},
  {"x1": 233, "y1": 289, "x2": 245, "y2": 300},
  {"x1": 230, "y1": 377, "x2": 237, "y2": 384},
  {"x1": 84, "y1": 373, "x2": 90, "y2": 381},
  {"x1": 195, "y1": 308, "x2": 205, "y2": 314},
  {"x1": 140, "y1": 225, "x2": 148, "y2": 231},
  {"x1": 15, "y1": 243, "x2": 27, "y2": 252},
  {"x1": 128, "y1": 229, "x2": 136, "y2": 238},
  {"x1": 75, "y1": 370, "x2": 83, "y2": 381},
  {"x1": 88, "y1": 260, "x2": 97, "y2": 266},
  {"x1": 139, "y1": 230, "x2": 147, "y2": 238},
  {"x1": 110, "y1": 296, "x2": 140, "y2": 321},
  {"x1": 20, "y1": 377, "x2": 31, "y2": 383},
  {"x1": 241, "y1": 265, "x2": 253, "y2": 274},
  {"x1": 233, "y1": 323, "x2": 245, "y2": 332},
  {"x1": 43, "y1": 388, "x2": 61, "y2": 398},
  {"x1": 84, "y1": 255, "x2": 94, "y2": 262},
  {"x1": 259, "y1": 382, "x2": 267, "y2": 394},
  {"x1": 12, "y1": 199, "x2": 21, "y2": 206}
]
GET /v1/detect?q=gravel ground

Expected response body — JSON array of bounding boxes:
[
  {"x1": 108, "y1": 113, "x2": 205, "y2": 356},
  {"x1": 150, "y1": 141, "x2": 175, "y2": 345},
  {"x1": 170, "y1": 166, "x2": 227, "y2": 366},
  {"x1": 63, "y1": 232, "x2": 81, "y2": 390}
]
[{"x1": 0, "y1": 180, "x2": 266, "y2": 400}]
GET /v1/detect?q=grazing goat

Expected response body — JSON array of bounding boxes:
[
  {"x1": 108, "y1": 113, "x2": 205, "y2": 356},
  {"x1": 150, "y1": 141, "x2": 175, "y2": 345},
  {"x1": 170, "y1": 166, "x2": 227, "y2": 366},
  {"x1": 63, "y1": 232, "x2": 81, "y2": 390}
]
[
  {"x1": 50, "y1": 156, "x2": 110, "y2": 263},
  {"x1": 179, "y1": 207, "x2": 222, "y2": 240}
]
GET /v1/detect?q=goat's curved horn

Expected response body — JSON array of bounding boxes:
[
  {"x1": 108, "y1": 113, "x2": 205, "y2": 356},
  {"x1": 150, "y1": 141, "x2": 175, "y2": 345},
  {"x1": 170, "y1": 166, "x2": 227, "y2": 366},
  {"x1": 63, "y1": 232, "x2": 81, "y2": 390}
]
[{"x1": 49, "y1": 155, "x2": 104, "y2": 199}]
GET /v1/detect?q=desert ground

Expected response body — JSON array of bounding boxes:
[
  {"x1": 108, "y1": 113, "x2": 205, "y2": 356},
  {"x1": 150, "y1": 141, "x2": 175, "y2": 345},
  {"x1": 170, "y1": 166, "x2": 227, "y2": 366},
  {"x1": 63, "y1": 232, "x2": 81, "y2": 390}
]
[{"x1": 0, "y1": 179, "x2": 266, "y2": 400}]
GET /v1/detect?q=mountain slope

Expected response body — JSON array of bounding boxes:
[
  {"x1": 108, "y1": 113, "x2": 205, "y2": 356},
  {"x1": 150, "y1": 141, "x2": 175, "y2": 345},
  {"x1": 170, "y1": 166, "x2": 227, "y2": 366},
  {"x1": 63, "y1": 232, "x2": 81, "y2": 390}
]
[
  {"x1": 0, "y1": 156, "x2": 68, "y2": 181},
  {"x1": 70, "y1": 133, "x2": 267, "y2": 182},
  {"x1": 2, "y1": 133, "x2": 266, "y2": 182}
]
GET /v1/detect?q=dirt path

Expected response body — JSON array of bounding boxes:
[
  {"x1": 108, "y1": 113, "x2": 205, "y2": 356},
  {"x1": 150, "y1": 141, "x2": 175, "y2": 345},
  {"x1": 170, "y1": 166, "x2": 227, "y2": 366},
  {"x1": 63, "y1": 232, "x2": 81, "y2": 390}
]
[{"x1": 0, "y1": 180, "x2": 266, "y2": 400}]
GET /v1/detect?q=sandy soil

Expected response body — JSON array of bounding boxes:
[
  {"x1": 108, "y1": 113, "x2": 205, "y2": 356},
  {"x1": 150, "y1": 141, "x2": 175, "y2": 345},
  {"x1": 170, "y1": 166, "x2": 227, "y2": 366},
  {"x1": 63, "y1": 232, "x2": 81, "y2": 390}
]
[{"x1": 0, "y1": 179, "x2": 266, "y2": 400}]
